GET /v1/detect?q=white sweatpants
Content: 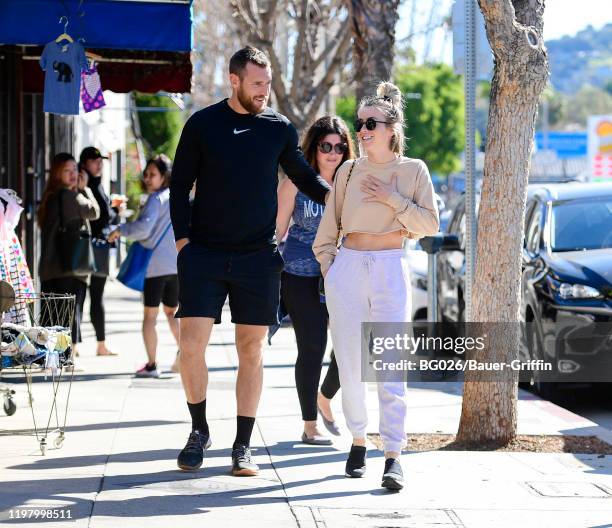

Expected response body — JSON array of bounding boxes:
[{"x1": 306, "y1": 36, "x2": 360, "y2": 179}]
[{"x1": 324, "y1": 246, "x2": 410, "y2": 453}]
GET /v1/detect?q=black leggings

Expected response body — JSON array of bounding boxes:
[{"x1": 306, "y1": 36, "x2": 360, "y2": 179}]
[
  {"x1": 281, "y1": 272, "x2": 340, "y2": 421},
  {"x1": 89, "y1": 275, "x2": 107, "y2": 342},
  {"x1": 41, "y1": 278, "x2": 87, "y2": 344}
]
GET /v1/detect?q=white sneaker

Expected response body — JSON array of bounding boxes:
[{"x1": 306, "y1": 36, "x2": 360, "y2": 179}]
[{"x1": 135, "y1": 364, "x2": 160, "y2": 378}]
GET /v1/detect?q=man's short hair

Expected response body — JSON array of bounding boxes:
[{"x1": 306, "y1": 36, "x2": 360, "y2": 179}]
[{"x1": 229, "y1": 46, "x2": 271, "y2": 78}]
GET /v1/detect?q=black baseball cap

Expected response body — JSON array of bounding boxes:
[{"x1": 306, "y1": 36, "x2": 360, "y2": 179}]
[{"x1": 79, "y1": 147, "x2": 108, "y2": 163}]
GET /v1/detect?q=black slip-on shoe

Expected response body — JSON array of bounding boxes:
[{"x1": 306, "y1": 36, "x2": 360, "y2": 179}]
[
  {"x1": 381, "y1": 458, "x2": 404, "y2": 490},
  {"x1": 231, "y1": 445, "x2": 259, "y2": 476},
  {"x1": 345, "y1": 445, "x2": 367, "y2": 478},
  {"x1": 317, "y1": 404, "x2": 341, "y2": 436},
  {"x1": 301, "y1": 432, "x2": 333, "y2": 445},
  {"x1": 177, "y1": 429, "x2": 211, "y2": 471}
]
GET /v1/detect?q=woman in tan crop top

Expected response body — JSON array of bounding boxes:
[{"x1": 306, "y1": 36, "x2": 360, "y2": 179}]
[{"x1": 313, "y1": 81, "x2": 439, "y2": 490}]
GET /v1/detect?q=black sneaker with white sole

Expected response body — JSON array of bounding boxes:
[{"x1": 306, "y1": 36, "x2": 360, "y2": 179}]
[
  {"x1": 381, "y1": 458, "x2": 404, "y2": 490},
  {"x1": 177, "y1": 429, "x2": 211, "y2": 471},
  {"x1": 345, "y1": 445, "x2": 367, "y2": 478},
  {"x1": 231, "y1": 445, "x2": 259, "y2": 476}
]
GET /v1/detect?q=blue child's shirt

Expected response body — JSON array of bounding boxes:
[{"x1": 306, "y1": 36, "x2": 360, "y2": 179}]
[{"x1": 40, "y1": 41, "x2": 87, "y2": 115}]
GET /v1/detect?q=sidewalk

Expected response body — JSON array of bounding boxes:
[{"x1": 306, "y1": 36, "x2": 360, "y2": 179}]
[{"x1": 1, "y1": 280, "x2": 611, "y2": 527}]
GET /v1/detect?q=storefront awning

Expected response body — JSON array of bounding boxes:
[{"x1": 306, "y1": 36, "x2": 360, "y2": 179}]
[
  {"x1": 0, "y1": 0, "x2": 194, "y2": 93},
  {"x1": 19, "y1": 47, "x2": 192, "y2": 94},
  {"x1": 0, "y1": 0, "x2": 193, "y2": 52}
]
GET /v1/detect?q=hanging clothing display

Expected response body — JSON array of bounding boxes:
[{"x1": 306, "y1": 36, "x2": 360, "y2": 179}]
[
  {"x1": 0, "y1": 189, "x2": 35, "y2": 324},
  {"x1": 39, "y1": 40, "x2": 88, "y2": 115},
  {"x1": 81, "y1": 62, "x2": 106, "y2": 113}
]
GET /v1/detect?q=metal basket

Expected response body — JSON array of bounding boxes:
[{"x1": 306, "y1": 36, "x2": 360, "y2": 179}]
[
  {"x1": 0, "y1": 287, "x2": 77, "y2": 454},
  {"x1": 5, "y1": 292, "x2": 75, "y2": 330}
]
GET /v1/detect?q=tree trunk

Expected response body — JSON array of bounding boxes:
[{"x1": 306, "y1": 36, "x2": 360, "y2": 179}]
[
  {"x1": 230, "y1": 0, "x2": 351, "y2": 134},
  {"x1": 456, "y1": 0, "x2": 548, "y2": 444},
  {"x1": 349, "y1": 0, "x2": 400, "y2": 103},
  {"x1": 192, "y1": 0, "x2": 243, "y2": 109}
]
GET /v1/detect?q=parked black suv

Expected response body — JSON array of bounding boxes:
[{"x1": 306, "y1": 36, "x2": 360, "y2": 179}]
[
  {"x1": 520, "y1": 182, "x2": 612, "y2": 398},
  {"x1": 436, "y1": 182, "x2": 612, "y2": 398}
]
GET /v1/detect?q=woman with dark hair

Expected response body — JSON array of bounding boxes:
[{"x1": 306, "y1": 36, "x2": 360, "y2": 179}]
[
  {"x1": 276, "y1": 115, "x2": 356, "y2": 445},
  {"x1": 38, "y1": 153, "x2": 100, "y2": 356},
  {"x1": 108, "y1": 154, "x2": 179, "y2": 378},
  {"x1": 79, "y1": 146, "x2": 123, "y2": 357}
]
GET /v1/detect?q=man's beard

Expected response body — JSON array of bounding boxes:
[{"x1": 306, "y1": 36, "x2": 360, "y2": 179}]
[{"x1": 237, "y1": 86, "x2": 267, "y2": 114}]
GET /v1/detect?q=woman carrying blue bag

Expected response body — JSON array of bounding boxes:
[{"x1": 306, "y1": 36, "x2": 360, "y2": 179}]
[{"x1": 108, "y1": 155, "x2": 179, "y2": 378}]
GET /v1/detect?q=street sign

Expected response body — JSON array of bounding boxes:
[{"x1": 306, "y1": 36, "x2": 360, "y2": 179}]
[
  {"x1": 588, "y1": 115, "x2": 612, "y2": 181},
  {"x1": 452, "y1": 0, "x2": 493, "y2": 81},
  {"x1": 535, "y1": 132, "x2": 588, "y2": 159}
]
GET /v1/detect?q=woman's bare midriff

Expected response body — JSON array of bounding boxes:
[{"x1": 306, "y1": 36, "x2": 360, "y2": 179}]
[{"x1": 343, "y1": 231, "x2": 404, "y2": 251}]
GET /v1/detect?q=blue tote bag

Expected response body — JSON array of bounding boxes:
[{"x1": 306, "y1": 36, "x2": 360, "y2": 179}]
[{"x1": 117, "y1": 222, "x2": 172, "y2": 292}]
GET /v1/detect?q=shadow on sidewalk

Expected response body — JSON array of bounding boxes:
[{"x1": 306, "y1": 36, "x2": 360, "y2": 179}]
[
  {"x1": 0, "y1": 470, "x2": 392, "y2": 521},
  {"x1": 0, "y1": 372, "x2": 161, "y2": 384},
  {"x1": 2, "y1": 420, "x2": 184, "y2": 443}
]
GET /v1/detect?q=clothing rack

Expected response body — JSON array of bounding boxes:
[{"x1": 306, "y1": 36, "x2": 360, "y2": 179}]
[{"x1": 23, "y1": 55, "x2": 174, "y2": 65}]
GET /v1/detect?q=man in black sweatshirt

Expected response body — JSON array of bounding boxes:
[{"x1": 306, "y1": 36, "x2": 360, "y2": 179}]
[{"x1": 170, "y1": 46, "x2": 330, "y2": 476}]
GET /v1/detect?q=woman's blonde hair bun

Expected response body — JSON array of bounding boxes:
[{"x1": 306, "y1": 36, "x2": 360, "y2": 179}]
[{"x1": 376, "y1": 81, "x2": 402, "y2": 108}]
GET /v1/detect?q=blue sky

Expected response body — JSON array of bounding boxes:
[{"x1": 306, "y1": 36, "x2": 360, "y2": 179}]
[{"x1": 398, "y1": 0, "x2": 612, "y2": 64}]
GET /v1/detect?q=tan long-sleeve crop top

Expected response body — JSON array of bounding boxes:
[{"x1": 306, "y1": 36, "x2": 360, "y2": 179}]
[{"x1": 313, "y1": 156, "x2": 440, "y2": 274}]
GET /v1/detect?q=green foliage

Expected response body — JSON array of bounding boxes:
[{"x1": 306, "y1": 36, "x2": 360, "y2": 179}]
[
  {"x1": 134, "y1": 93, "x2": 183, "y2": 159},
  {"x1": 567, "y1": 85, "x2": 612, "y2": 125},
  {"x1": 538, "y1": 85, "x2": 612, "y2": 130},
  {"x1": 547, "y1": 23, "x2": 612, "y2": 95},
  {"x1": 394, "y1": 63, "x2": 464, "y2": 175},
  {"x1": 335, "y1": 95, "x2": 357, "y2": 136},
  {"x1": 124, "y1": 143, "x2": 146, "y2": 214}
]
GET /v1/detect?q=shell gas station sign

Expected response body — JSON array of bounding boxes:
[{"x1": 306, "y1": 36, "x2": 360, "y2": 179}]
[{"x1": 588, "y1": 115, "x2": 612, "y2": 181}]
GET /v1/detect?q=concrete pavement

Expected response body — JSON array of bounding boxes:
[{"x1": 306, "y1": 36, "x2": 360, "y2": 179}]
[{"x1": 0, "y1": 279, "x2": 611, "y2": 527}]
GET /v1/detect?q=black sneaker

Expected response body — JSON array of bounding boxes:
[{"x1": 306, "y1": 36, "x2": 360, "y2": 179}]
[
  {"x1": 177, "y1": 429, "x2": 211, "y2": 471},
  {"x1": 381, "y1": 458, "x2": 404, "y2": 490},
  {"x1": 231, "y1": 445, "x2": 259, "y2": 476},
  {"x1": 345, "y1": 445, "x2": 367, "y2": 478}
]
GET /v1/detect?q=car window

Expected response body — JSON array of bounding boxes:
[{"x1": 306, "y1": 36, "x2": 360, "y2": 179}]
[
  {"x1": 526, "y1": 204, "x2": 543, "y2": 253},
  {"x1": 448, "y1": 201, "x2": 464, "y2": 235},
  {"x1": 524, "y1": 200, "x2": 537, "y2": 235},
  {"x1": 457, "y1": 213, "x2": 466, "y2": 249},
  {"x1": 523, "y1": 199, "x2": 537, "y2": 248},
  {"x1": 550, "y1": 196, "x2": 612, "y2": 251}
]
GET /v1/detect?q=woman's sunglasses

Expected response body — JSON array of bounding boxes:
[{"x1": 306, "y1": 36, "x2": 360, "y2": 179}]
[
  {"x1": 354, "y1": 117, "x2": 389, "y2": 131},
  {"x1": 318, "y1": 141, "x2": 348, "y2": 154}
]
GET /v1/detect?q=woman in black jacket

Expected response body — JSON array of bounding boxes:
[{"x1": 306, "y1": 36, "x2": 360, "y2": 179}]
[
  {"x1": 38, "y1": 153, "x2": 100, "y2": 357},
  {"x1": 80, "y1": 146, "x2": 121, "y2": 356}
]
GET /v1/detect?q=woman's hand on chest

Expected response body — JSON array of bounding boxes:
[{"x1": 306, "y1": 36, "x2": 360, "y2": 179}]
[{"x1": 360, "y1": 172, "x2": 399, "y2": 205}]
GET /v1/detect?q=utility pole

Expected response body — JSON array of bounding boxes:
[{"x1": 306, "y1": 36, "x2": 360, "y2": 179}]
[{"x1": 464, "y1": 0, "x2": 477, "y2": 322}]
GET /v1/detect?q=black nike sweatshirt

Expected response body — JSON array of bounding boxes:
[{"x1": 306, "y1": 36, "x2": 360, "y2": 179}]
[{"x1": 170, "y1": 99, "x2": 330, "y2": 250}]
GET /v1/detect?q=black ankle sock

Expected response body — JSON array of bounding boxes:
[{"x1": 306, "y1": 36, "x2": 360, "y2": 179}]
[
  {"x1": 145, "y1": 362, "x2": 157, "y2": 371},
  {"x1": 233, "y1": 415, "x2": 255, "y2": 449},
  {"x1": 187, "y1": 399, "x2": 209, "y2": 436},
  {"x1": 348, "y1": 445, "x2": 367, "y2": 462}
]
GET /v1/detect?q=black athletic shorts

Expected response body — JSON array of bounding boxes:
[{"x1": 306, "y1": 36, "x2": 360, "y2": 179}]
[
  {"x1": 143, "y1": 274, "x2": 179, "y2": 308},
  {"x1": 176, "y1": 242, "x2": 284, "y2": 325}
]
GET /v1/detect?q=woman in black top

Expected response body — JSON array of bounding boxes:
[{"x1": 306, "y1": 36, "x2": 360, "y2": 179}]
[
  {"x1": 80, "y1": 146, "x2": 121, "y2": 356},
  {"x1": 38, "y1": 153, "x2": 100, "y2": 356}
]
